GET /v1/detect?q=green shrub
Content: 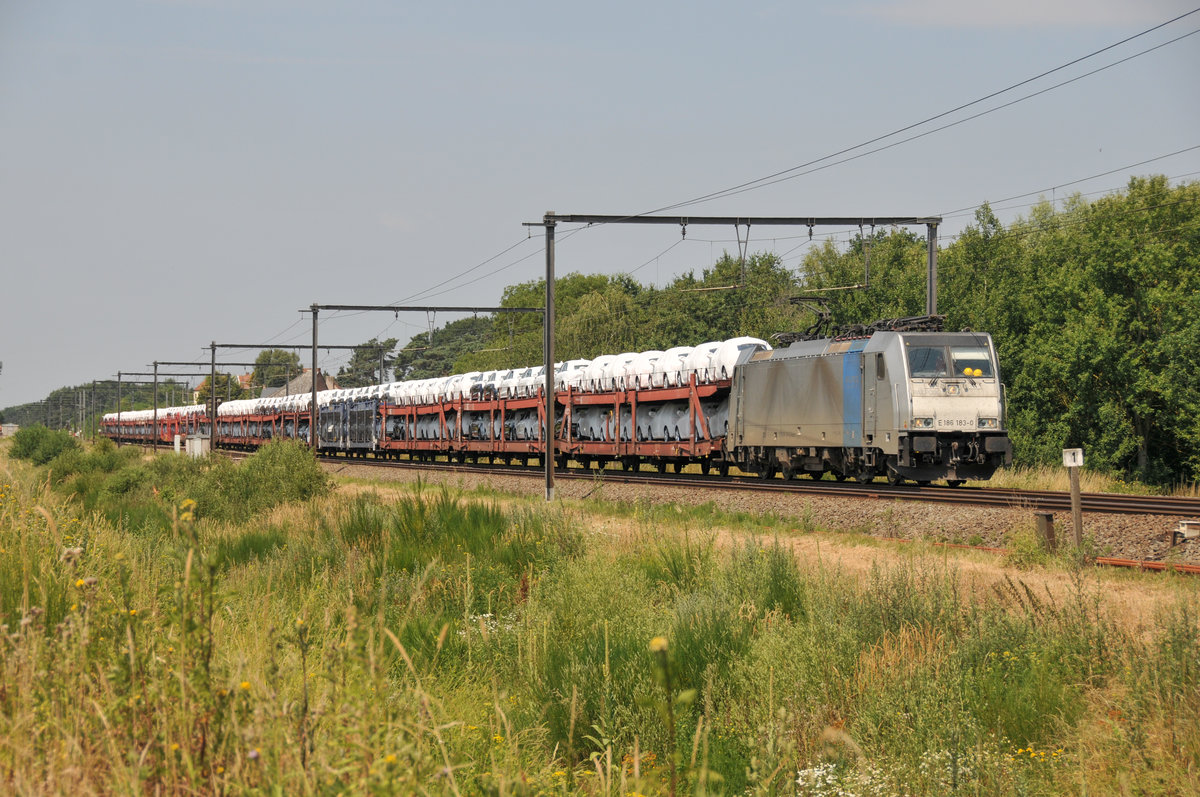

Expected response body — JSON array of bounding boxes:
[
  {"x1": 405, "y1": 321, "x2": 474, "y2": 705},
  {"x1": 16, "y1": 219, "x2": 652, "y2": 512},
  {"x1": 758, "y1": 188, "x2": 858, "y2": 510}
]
[
  {"x1": 238, "y1": 439, "x2": 330, "y2": 508},
  {"x1": 636, "y1": 532, "x2": 714, "y2": 593},
  {"x1": 211, "y1": 528, "x2": 289, "y2": 570},
  {"x1": 1004, "y1": 526, "x2": 1051, "y2": 569},
  {"x1": 102, "y1": 465, "x2": 153, "y2": 498},
  {"x1": 669, "y1": 588, "x2": 752, "y2": 693},
  {"x1": 139, "y1": 440, "x2": 330, "y2": 523},
  {"x1": 723, "y1": 537, "x2": 806, "y2": 620},
  {"x1": 50, "y1": 437, "x2": 124, "y2": 483},
  {"x1": 10, "y1": 425, "x2": 78, "y2": 466}
]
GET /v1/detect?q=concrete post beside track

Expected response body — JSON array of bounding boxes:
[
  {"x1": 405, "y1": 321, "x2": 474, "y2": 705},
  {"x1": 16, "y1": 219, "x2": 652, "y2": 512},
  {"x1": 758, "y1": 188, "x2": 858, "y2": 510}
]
[{"x1": 1063, "y1": 448, "x2": 1084, "y2": 547}]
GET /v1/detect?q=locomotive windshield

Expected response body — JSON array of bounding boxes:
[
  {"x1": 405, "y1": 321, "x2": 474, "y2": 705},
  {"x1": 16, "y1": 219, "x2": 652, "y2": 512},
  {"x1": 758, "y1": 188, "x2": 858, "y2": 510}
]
[
  {"x1": 908, "y1": 346, "x2": 949, "y2": 378},
  {"x1": 907, "y1": 344, "x2": 995, "y2": 379},
  {"x1": 951, "y1": 346, "x2": 994, "y2": 378}
]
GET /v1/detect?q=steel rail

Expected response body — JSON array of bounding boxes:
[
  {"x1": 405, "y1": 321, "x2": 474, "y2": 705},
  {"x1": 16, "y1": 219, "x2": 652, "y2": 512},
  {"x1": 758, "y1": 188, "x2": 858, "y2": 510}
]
[
  {"x1": 216, "y1": 450, "x2": 1200, "y2": 574},
  {"x1": 284, "y1": 452, "x2": 1200, "y2": 517}
]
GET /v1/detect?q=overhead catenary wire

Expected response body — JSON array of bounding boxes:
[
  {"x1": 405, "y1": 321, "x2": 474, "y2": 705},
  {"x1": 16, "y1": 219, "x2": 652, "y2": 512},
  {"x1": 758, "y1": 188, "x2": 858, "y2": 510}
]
[
  {"x1": 295, "y1": 12, "x2": 1200, "y2": 369},
  {"x1": 536, "y1": 147, "x2": 1200, "y2": 298},
  {"x1": 936, "y1": 145, "x2": 1200, "y2": 218},
  {"x1": 936, "y1": 195, "x2": 1200, "y2": 247},
  {"x1": 638, "y1": 8, "x2": 1200, "y2": 216},
  {"x1": 705, "y1": 160, "x2": 1200, "y2": 256},
  {"x1": 625, "y1": 237, "x2": 688, "y2": 277},
  {"x1": 640, "y1": 26, "x2": 1200, "y2": 213},
  {"x1": 358, "y1": 10, "x2": 1199, "y2": 336},
  {"x1": 480, "y1": 194, "x2": 1199, "y2": 340},
  {"x1": 394, "y1": 235, "x2": 542, "y2": 305}
]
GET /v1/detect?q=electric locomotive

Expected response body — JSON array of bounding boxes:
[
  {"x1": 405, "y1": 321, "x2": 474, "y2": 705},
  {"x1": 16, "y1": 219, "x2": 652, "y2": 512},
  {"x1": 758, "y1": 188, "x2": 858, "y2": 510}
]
[{"x1": 730, "y1": 318, "x2": 1011, "y2": 484}]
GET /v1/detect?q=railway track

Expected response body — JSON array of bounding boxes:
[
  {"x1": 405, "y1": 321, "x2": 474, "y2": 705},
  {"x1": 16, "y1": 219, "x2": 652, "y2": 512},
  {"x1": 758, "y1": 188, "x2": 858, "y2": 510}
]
[
  {"x1": 224, "y1": 448, "x2": 1200, "y2": 574},
  {"x1": 299, "y1": 453, "x2": 1200, "y2": 518}
]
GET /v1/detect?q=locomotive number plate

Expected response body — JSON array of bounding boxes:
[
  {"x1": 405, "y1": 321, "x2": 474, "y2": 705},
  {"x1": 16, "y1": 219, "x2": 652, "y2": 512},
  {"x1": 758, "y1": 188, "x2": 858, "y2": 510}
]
[{"x1": 936, "y1": 418, "x2": 974, "y2": 429}]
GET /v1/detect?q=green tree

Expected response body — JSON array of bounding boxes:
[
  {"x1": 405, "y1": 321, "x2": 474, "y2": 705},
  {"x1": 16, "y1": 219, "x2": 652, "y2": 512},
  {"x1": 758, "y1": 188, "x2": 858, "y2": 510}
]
[
  {"x1": 645, "y1": 252, "x2": 805, "y2": 346},
  {"x1": 336, "y1": 338, "x2": 398, "y2": 388},
  {"x1": 251, "y1": 349, "x2": 302, "y2": 391},
  {"x1": 453, "y1": 272, "x2": 619, "y2": 372},
  {"x1": 395, "y1": 317, "x2": 494, "y2": 379},
  {"x1": 938, "y1": 177, "x2": 1200, "y2": 484},
  {"x1": 1005, "y1": 178, "x2": 1200, "y2": 482},
  {"x1": 195, "y1": 373, "x2": 249, "y2": 408},
  {"x1": 797, "y1": 229, "x2": 929, "y2": 327}
]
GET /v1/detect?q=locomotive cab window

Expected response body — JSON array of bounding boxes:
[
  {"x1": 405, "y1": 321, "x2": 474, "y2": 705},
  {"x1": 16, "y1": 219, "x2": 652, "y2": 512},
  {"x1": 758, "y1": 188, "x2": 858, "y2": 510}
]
[
  {"x1": 907, "y1": 346, "x2": 949, "y2": 378},
  {"x1": 951, "y1": 346, "x2": 994, "y2": 378}
]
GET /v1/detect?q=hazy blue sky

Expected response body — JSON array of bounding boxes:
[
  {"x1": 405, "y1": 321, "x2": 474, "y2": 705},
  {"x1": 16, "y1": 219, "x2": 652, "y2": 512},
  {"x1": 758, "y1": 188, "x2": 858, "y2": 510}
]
[{"x1": 2, "y1": 0, "x2": 1197, "y2": 408}]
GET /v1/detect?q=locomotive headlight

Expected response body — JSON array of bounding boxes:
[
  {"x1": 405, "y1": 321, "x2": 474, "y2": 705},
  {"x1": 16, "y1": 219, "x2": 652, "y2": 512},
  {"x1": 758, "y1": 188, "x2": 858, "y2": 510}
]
[
  {"x1": 978, "y1": 417, "x2": 999, "y2": 429},
  {"x1": 912, "y1": 417, "x2": 935, "y2": 429}
]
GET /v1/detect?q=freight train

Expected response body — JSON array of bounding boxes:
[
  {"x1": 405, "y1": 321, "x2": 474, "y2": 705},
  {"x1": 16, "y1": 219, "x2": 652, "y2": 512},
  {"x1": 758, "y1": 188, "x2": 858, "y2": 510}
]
[{"x1": 101, "y1": 318, "x2": 1012, "y2": 485}]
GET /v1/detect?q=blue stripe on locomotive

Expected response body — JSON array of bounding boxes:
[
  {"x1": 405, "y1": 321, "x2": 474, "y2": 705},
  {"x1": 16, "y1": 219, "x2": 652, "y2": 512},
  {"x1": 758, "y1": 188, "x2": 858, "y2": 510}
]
[{"x1": 842, "y1": 339, "x2": 868, "y2": 444}]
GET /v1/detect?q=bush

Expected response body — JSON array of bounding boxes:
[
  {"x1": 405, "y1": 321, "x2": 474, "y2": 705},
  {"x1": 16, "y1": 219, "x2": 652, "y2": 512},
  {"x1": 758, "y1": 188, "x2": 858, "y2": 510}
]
[
  {"x1": 723, "y1": 537, "x2": 806, "y2": 620},
  {"x1": 49, "y1": 437, "x2": 124, "y2": 483},
  {"x1": 9, "y1": 425, "x2": 78, "y2": 466},
  {"x1": 149, "y1": 440, "x2": 330, "y2": 523},
  {"x1": 238, "y1": 439, "x2": 331, "y2": 509}
]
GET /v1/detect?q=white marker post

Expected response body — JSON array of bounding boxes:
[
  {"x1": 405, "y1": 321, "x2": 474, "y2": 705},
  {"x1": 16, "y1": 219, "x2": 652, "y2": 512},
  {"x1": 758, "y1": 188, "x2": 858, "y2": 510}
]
[{"x1": 1063, "y1": 448, "x2": 1084, "y2": 547}]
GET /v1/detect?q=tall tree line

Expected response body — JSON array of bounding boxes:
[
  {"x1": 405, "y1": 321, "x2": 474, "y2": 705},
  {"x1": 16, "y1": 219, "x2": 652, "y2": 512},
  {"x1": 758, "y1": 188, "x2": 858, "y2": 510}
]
[
  {"x1": 1, "y1": 380, "x2": 193, "y2": 432},
  {"x1": 445, "y1": 176, "x2": 1199, "y2": 484}
]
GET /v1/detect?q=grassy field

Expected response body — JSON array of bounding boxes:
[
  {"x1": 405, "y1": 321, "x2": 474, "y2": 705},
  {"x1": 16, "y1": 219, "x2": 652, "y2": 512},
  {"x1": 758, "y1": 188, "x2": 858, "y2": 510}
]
[{"x1": 1, "y1": 432, "x2": 1198, "y2": 795}]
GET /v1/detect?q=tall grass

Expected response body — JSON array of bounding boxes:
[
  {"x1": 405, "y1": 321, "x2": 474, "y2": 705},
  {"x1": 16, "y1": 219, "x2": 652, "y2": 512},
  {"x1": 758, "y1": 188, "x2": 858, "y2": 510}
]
[
  {"x1": 979, "y1": 463, "x2": 1163, "y2": 495},
  {"x1": 1, "y1": 440, "x2": 1198, "y2": 794}
]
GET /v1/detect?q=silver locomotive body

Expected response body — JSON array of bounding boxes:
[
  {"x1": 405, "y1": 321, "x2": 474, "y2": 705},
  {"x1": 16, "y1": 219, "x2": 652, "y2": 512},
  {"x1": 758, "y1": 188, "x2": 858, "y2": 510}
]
[{"x1": 729, "y1": 330, "x2": 1011, "y2": 484}]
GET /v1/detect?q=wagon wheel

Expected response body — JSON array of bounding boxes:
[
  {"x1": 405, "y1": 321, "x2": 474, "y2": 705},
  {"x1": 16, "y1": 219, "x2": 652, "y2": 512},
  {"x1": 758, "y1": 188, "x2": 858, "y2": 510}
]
[{"x1": 886, "y1": 465, "x2": 904, "y2": 486}]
